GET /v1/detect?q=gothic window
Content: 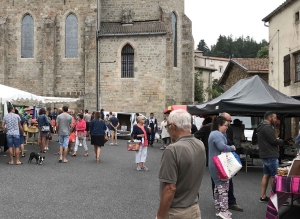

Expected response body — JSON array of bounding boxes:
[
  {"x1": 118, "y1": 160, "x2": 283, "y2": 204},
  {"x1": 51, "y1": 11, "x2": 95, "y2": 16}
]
[
  {"x1": 21, "y1": 14, "x2": 34, "y2": 58},
  {"x1": 172, "y1": 12, "x2": 177, "y2": 67},
  {"x1": 121, "y1": 44, "x2": 134, "y2": 78},
  {"x1": 65, "y1": 13, "x2": 78, "y2": 58}
]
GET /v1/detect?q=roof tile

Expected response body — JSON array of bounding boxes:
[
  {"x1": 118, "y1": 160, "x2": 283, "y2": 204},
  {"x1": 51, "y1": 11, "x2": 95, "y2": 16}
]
[
  {"x1": 98, "y1": 21, "x2": 167, "y2": 36},
  {"x1": 232, "y1": 58, "x2": 269, "y2": 71}
]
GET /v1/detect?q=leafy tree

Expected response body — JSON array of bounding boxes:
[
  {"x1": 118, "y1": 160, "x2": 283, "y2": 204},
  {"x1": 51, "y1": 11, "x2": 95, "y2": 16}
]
[
  {"x1": 209, "y1": 35, "x2": 269, "y2": 58},
  {"x1": 205, "y1": 79, "x2": 224, "y2": 100},
  {"x1": 194, "y1": 71, "x2": 205, "y2": 103},
  {"x1": 196, "y1": 39, "x2": 210, "y2": 56},
  {"x1": 256, "y1": 45, "x2": 269, "y2": 58}
]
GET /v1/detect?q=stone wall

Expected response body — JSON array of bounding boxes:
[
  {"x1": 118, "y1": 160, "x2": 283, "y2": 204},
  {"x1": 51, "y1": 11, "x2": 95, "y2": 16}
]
[
  {"x1": 0, "y1": 0, "x2": 194, "y2": 121},
  {"x1": 223, "y1": 65, "x2": 268, "y2": 90},
  {"x1": 0, "y1": 0, "x2": 97, "y2": 111}
]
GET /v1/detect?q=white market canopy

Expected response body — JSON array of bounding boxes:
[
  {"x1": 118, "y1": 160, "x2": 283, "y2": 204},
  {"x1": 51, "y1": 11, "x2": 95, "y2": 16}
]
[{"x1": 0, "y1": 84, "x2": 80, "y2": 104}]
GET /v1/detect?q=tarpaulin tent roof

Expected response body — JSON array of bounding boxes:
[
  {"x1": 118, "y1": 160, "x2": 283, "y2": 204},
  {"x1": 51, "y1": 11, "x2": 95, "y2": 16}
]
[
  {"x1": 187, "y1": 75, "x2": 300, "y2": 117},
  {"x1": 163, "y1": 105, "x2": 187, "y2": 114},
  {"x1": 0, "y1": 84, "x2": 80, "y2": 104}
]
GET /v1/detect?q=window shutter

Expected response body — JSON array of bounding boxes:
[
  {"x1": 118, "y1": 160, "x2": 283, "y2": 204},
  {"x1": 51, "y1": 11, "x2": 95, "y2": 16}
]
[{"x1": 283, "y1": 54, "x2": 291, "y2": 87}]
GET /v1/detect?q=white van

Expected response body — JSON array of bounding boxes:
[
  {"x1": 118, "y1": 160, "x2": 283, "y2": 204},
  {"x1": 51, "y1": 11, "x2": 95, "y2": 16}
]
[{"x1": 104, "y1": 112, "x2": 147, "y2": 139}]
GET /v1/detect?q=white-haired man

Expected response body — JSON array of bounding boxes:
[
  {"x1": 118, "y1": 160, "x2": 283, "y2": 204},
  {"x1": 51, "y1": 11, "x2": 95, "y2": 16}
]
[{"x1": 156, "y1": 109, "x2": 206, "y2": 219}]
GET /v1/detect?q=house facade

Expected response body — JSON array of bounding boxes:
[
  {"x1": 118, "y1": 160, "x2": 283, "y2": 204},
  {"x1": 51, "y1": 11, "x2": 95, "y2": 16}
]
[
  {"x1": 194, "y1": 50, "x2": 229, "y2": 80},
  {"x1": 219, "y1": 58, "x2": 269, "y2": 90},
  {"x1": 262, "y1": 0, "x2": 300, "y2": 96},
  {"x1": 0, "y1": 0, "x2": 194, "y2": 121}
]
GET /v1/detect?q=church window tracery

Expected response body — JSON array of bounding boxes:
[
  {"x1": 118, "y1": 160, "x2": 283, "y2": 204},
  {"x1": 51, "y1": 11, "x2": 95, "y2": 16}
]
[
  {"x1": 172, "y1": 12, "x2": 177, "y2": 67},
  {"x1": 21, "y1": 14, "x2": 34, "y2": 58},
  {"x1": 65, "y1": 13, "x2": 78, "y2": 58},
  {"x1": 121, "y1": 44, "x2": 134, "y2": 78}
]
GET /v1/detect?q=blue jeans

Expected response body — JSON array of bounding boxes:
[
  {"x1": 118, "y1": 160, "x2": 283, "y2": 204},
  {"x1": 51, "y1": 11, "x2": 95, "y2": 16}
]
[
  {"x1": 262, "y1": 158, "x2": 278, "y2": 177},
  {"x1": 6, "y1": 135, "x2": 20, "y2": 148},
  {"x1": 59, "y1": 135, "x2": 70, "y2": 148}
]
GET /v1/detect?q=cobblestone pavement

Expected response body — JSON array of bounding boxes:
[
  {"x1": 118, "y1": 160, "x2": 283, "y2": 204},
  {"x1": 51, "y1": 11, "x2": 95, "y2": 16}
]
[{"x1": 0, "y1": 136, "x2": 298, "y2": 219}]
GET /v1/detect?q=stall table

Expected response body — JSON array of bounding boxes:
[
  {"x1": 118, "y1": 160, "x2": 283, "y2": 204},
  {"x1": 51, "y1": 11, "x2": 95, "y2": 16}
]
[
  {"x1": 0, "y1": 132, "x2": 8, "y2": 152},
  {"x1": 26, "y1": 127, "x2": 39, "y2": 145},
  {"x1": 266, "y1": 175, "x2": 300, "y2": 219}
]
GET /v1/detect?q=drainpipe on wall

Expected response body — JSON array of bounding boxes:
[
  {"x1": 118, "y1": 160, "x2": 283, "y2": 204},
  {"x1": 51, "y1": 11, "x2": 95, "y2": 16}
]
[{"x1": 96, "y1": 0, "x2": 100, "y2": 111}]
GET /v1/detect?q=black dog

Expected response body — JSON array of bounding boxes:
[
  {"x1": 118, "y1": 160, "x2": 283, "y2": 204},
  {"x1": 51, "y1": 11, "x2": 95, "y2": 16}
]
[{"x1": 28, "y1": 152, "x2": 45, "y2": 165}]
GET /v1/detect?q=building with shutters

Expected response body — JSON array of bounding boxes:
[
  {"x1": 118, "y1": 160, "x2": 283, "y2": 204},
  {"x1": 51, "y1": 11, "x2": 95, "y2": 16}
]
[
  {"x1": 0, "y1": 0, "x2": 194, "y2": 122},
  {"x1": 262, "y1": 0, "x2": 300, "y2": 96}
]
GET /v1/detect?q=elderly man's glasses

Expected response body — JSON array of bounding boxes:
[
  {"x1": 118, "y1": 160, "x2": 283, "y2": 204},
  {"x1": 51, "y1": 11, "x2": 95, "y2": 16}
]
[{"x1": 165, "y1": 123, "x2": 173, "y2": 128}]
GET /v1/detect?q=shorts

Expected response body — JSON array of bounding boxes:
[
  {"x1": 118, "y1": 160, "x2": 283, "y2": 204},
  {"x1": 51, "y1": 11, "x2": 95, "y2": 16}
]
[
  {"x1": 19, "y1": 135, "x2": 25, "y2": 145},
  {"x1": 110, "y1": 130, "x2": 117, "y2": 138},
  {"x1": 59, "y1": 135, "x2": 70, "y2": 148},
  {"x1": 262, "y1": 158, "x2": 278, "y2": 177},
  {"x1": 40, "y1": 131, "x2": 48, "y2": 138},
  {"x1": 86, "y1": 122, "x2": 90, "y2": 132},
  {"x1": 6, "y1": 135, "x2": 20, "y2": 148}
]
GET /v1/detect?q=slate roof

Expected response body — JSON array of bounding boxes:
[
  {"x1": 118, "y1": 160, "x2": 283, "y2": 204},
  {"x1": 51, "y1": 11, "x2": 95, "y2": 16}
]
[
  {"x1": 231, "y1": 58, "x2": 269, "y2": 71},
  {"x1": 218, "y1": 58, "x2": 269, "y2": 85},
  {"x1": 98, "y1": 21, "x2": 167, "y2": 36},
  {"x1": 262, "y1": 0, "x2": 295, "y2": 22}
]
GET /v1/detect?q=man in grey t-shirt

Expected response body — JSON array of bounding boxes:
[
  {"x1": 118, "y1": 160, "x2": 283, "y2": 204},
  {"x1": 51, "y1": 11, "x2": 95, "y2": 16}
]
[
  {"x1": 56, "y1": 106, "x2": 72, "y2": 163},
  {"x1": 156, "y1": 109, "x2": 206, "y2": 219}
]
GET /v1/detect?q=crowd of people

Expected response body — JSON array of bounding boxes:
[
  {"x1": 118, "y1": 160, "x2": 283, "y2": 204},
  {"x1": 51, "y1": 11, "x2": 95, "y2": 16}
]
[{"x1": 2, "y1": 106, "x2": 287, "y2": 219}]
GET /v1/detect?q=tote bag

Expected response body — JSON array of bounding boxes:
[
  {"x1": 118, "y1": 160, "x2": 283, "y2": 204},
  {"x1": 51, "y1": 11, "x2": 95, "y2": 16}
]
[{"x1": 213, "y1": 152, "x2": 242, "y2": 181}]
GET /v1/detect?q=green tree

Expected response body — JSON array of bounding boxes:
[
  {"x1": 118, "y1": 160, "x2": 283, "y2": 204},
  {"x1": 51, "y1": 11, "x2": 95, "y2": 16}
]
[
  {"x1": 194, "y1": 71, "x2": 205, "y2": 103},
  {"x1": 205, "y1": 79, "x2": 224, "y2": 100},
  {"x1": 256, "y1": 45, "x2": 269, "y2": 58},
  {"x1": 196, "y1": 39, "x2": 210, "y2": 56},
  {"x1": 209, "y1": 35, "x2": 268, "y2": 58}
]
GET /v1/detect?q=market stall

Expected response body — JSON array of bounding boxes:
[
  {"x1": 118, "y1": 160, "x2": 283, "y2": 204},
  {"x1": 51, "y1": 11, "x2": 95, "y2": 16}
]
[
  {"x1": 187, "y1": 75, "x2": 300, "y2": 168},
  {"x1": 0, "y1": 84, "x2": 80, "y2": 149}
]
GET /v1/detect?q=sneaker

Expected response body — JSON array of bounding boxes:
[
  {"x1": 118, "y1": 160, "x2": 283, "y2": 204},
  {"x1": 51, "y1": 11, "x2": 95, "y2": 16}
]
[
  {"x1": 228, "y1": 204, "x2": 243, "y2": 212},
  {"x1": 115, "y1": 143, "x2": 118, "y2": 146},
  {"x1": 142, "y1": 166, "x2": 149, "y2": 171},
  {"x1": 217, "y1": 210, "x2": 232, "y2": 219},
  {"x1": 79, "y1": 143, "x2": 82, "y2": 147},
  {"x1": 259, "y1": 196, "x2": 270, "y2": 203},
  {"x1": 159, "y1": 146, "x2": 165, "y2": 150},
  {"x1": 109, "y1": 143, "x2": 114, "y2": 145},
  {"x1": 136, "y1": 166, "x2": 141, "y2": 171}
]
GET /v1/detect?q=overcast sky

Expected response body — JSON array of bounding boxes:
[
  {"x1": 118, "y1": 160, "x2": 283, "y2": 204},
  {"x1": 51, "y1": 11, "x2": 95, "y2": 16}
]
[{"x1": 185, "y1": 0, "x2": 285, "y2": 48}]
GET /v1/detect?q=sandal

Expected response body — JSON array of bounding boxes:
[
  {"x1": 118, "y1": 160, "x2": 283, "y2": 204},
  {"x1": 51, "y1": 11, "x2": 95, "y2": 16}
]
[
  {"x1": 7, "y1": 162, "x2": 14, "y2": 165},
  {"x1": 58, "y1": 159, "x2": 62, "y2": 163},
  {"x1": 54, "y1": 152, "x2": 60, "y2": 155},
  {"x1": 63, "y1": 160, "x2": 68, "y2": 163},
  {"x1": 71, "y1": 153, "x2": 77, "y2": 157},
  {"x1": 16, "y1": 162, "x2": 23, "y2": 165},
  {"x1": 84, "y1": 153, "x2": 89, "y2": 157},
  {"x1": 96, "y1": 158, "x2": 100, "y2": 163},
  {"x1": 21, "y1": 154, "x2": 25, "y2": 157}
]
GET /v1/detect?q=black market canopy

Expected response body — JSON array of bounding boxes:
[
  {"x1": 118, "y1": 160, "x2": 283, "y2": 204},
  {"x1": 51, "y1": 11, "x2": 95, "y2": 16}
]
[{"x1": 187, "y1": 75, "x2": 300, "y2": 117}]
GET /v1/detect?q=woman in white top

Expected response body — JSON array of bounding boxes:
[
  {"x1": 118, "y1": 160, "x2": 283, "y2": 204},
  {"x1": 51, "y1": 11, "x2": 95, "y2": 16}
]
[{"x1": 160, "y1": 117, "x2": 170, "y2": 150}]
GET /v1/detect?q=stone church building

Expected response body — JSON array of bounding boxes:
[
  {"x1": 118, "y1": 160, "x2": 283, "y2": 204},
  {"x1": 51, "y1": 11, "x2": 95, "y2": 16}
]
[{"x1": 0, "y1": 0, "x2": 194, "y2": 120}]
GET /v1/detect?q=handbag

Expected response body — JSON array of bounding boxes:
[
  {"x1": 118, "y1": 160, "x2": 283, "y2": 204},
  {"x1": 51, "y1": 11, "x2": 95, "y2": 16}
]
[
  {"x1": 127, "y1": 141, "x2": 140, "y2": 151},
  {"x1": 104, "y1": 134, "x2": 108, "y2": 144},
  {"x1": 41, "y1": 126, "x2": 50, "y2": 132},
  {"x1": 213, "y1": 151, "x2": 242, "y2": 181}
]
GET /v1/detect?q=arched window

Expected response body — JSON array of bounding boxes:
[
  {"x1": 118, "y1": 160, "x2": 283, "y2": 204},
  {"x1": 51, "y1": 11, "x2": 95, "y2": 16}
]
[
  {"x1": 121, "y1": 44, "x2": 134, "y2": 78},
  {"x1": 21, "y1": 14, "x2": 34, "y2": 58},
  {"x1": 172, "y1": 12, "x2": 177, "y2": 67},
  {"x1": 65, "y1": 13, "x2": 78, "y2": 58}
]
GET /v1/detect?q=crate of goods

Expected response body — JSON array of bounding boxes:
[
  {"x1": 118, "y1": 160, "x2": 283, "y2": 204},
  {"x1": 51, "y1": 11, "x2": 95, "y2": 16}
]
[
  {"x1": 127, "y1": 140, "x2": 140, "y2": 151},
  {"x1": 28, "y1": 126, "x2": 39, "y2": 133}
]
